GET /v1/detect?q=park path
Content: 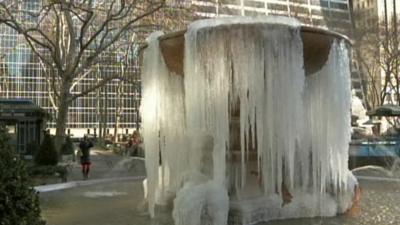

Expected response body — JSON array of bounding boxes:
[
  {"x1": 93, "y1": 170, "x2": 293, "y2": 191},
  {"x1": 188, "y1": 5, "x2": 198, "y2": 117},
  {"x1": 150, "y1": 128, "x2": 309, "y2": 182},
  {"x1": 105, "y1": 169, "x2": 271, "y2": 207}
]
[
  {"x1": 39, "y1": 178, "x2": 400, "y2": 225},
  {"x1": 64, "y1": 148, "x2": 146, "y2": 182}
]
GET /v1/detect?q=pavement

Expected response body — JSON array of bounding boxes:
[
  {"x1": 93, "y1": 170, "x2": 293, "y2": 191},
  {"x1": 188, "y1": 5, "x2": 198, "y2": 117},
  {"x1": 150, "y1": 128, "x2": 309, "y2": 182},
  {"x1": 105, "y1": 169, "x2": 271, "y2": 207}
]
[
  {"x1": 39, "y1": 178, "x2": 400, "y2": 225},
  {"x1": 38, "y1": 148, "x2": 155, "y2": 225},
  {"x1": 35, "y1": 148, "x2": 146, "y2": 192},
  {"x1": 67, "y1": 148, "x2": 146, "y2": 181},
  {"x1": 38, "y1": 152, "x2": 400, "y2": 225}
]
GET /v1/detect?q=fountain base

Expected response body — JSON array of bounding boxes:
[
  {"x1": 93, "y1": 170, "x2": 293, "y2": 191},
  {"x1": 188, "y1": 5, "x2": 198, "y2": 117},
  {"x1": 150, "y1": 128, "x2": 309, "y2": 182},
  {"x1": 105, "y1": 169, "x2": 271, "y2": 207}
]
[{"x1": 228, "y1": 194, "x2": 348, "y2": 225}]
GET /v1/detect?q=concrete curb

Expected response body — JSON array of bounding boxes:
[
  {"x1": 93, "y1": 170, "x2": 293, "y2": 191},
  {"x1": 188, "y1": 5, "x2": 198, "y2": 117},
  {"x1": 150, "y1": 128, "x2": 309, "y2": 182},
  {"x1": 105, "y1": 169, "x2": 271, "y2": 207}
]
[
  {"x1": 36, "y1": 175, "x2": 399, "y2": 192},
  {"x1": 356, "y1": 175, "x2": 400, "y2": 182},
  {"x1": 35, "y1": 176, "x2": 146, "y2": 193}
]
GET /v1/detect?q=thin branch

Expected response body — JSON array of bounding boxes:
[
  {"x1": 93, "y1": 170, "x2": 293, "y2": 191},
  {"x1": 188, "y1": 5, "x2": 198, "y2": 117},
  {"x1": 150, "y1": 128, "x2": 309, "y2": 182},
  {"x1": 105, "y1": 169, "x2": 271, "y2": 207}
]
[
  {"x1": 71, "y1": 74, "x2": 121, "y2": 101},
  {"x1": 38, "y1": 57, "x2": 60, "y2": 99},
  {"x1": 69, "y1": 68, "x2": 93, "y2": 92}
]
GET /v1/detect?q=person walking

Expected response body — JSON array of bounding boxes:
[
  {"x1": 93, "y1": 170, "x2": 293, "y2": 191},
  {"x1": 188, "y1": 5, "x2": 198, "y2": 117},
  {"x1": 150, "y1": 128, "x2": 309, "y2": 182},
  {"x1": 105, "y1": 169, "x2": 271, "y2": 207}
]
[{"x1": 79, "y1": 135, "x2": 94, "y2": 179}]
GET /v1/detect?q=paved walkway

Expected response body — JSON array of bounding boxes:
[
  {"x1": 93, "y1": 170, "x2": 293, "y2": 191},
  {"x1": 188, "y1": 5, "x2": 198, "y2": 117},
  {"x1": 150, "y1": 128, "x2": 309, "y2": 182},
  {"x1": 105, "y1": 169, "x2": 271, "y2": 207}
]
[
  {"x1": 39, "y1": 178, "x2": 400, "y2": 225},
  {"x1": 34, "y1": 148, "x2": 146, "y2": 192},
  {"x1": 38, "y1": 154, "x2": 400, "y2": 225},
  {"x1": 63, "y1": 148, "x2": 146, "y2": 182}
]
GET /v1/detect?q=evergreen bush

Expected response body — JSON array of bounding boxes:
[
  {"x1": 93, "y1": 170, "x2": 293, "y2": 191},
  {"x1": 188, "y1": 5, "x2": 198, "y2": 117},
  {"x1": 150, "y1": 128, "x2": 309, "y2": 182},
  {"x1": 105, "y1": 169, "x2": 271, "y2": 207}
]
[
  {"x1": 25, "y1": 141, "x2": 40, "y2": 156},
  {"x1": 0, "y1": 124, "x2": 46, "y2": 225},
  {"x1": 61, "y1": 136, "x2": 74, "y2": 155},
  {"x1": 35, "y1": 133, "x2": 58, "y2": 166},
  {"x1": 28, "y1": 165, "x2": 68, "y2": 183}
]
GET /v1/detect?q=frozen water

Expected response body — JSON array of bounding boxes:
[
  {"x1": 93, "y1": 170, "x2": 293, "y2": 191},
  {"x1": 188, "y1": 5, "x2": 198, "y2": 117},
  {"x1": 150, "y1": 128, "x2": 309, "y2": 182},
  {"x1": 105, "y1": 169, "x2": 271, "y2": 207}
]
[
  {"x1": 352, "y1": 93, "x2": 369, "y2": 127},
  {"x1": 302, "y1": 40, "x2": 353, "y2": 197},
  {"x1": 173, "y1": 181, "x2": 229, "y2": 225},
  {"x1": 141, "y1": 31, "x2": 164, "y2": 217},
  {"x1": 141, "y1": 16, "x2": 355, "y2": 225},
  {"x1": 141, "y1": 31, "x2": 189, "y2": 217},
  {"x1": 83, "y1": 191, "x2": 127, "y2": 198}
]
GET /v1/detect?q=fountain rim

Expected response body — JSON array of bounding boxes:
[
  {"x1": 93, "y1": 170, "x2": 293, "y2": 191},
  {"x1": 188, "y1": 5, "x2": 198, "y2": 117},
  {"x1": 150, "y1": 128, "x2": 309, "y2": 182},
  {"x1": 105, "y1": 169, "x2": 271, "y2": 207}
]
[
  {"x1": 154, "y1": 25, "x2": 352, "y2": 46},
  {"x1": 140, "y1": 24, "x2": 352, "y2": 75}
]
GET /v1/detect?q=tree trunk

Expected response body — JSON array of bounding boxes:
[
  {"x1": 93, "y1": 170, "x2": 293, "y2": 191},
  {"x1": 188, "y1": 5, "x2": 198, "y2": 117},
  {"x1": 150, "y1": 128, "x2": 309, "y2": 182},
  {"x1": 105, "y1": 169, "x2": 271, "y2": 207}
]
[
  {"x1": 113, "y1": 81, "x2": 123, "y2": 143},
  {"x1": 114, "y1": 114, "x2": 120, "y2": 143},
  {"x1": 103, "y1": 87, "x2": 108, "y2": 139},
  {"x1": 97, "y1": 89, "x2": 103, "y2": 139},
  {"x1": 96, "y1": 79, "x2": 104, "y2": 139},
  {"x1": 55, "y1": 80, "x2": 72, "y2": 154}
]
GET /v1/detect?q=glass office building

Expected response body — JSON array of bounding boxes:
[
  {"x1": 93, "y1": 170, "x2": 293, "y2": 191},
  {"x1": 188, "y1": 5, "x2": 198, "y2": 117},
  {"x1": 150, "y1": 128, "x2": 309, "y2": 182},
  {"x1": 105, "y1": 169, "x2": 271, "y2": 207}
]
[
  {"x1": 0, "y1": 1, "x2": 141, "y2": 138},
  {"x1": 193, "y1": 0, "x2": 351, "y2": 35},
  {"x1": 192, "y1": 0, "x2": 364, "y2": 99}
]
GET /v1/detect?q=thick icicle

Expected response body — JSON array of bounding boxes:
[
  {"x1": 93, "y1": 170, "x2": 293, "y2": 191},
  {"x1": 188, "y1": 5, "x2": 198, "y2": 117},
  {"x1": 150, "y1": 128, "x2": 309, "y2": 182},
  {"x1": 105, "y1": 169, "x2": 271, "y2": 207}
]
[
  {"x1": 303, "y1": 40, "x2": 352, "y2": 196},
  {"x1": 141, "y1": 32, "x2": 188, "y2": 217},
  {"x1": 173, "y1": 181, "x2": 229, "y2": 225},
  {"x1": 141, "y1": 32, "x2": 164, "y2": 217}
]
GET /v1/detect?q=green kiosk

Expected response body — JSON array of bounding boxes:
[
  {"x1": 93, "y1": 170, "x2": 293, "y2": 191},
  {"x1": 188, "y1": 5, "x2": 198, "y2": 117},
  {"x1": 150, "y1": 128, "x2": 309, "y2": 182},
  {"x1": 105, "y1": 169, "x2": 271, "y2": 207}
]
[{"x1": 0, "y1": 99, "x2": 48, "y2": 154}]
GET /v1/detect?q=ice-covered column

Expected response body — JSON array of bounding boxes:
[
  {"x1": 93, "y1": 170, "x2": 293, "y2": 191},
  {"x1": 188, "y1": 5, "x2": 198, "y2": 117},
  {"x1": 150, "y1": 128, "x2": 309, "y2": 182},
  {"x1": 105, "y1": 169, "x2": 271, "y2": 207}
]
[
  {"x1": 141, "y1": 32, "x2": 164, "y2": 217},
  {"x1": 303, "y1": 40, "x2": 352, "y2": 196},
  {"x1": 141, "y1": 32, "x2": 188, "y2": 217}
]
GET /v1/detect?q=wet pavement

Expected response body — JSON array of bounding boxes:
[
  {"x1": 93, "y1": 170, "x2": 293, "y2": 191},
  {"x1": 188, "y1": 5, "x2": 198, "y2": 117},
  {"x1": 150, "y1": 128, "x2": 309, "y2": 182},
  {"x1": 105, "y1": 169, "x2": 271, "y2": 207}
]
[
  {"x1": 64, "y1": 149, "x2": 146, "y2": 181},
  {"x1": 39, "y1": 180, "x2": 166, "y2": 225},
  {"x1": 39, "y1": 177, "x2": 400, "y2": 225}
]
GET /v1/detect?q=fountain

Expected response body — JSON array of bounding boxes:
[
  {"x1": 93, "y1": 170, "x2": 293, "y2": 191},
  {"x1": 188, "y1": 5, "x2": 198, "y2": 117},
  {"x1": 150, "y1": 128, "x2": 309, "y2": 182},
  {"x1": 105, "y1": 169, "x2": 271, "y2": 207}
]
[{"x1": 141, "y1": 17, "x2": 358, "y2": 225}]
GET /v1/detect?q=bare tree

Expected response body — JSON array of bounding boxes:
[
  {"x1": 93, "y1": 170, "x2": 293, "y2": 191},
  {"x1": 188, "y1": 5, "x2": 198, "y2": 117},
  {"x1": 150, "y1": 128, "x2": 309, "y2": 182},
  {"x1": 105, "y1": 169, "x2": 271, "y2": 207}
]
[
  {"x1": 107, "y1": 1, "x2": 205, "y2": 142},
  {"x1": 352, "y1": 4, "x2": 400, "y2": 110},
  {"x1": 0, "y1": 50, "x2": 9, "y2": 97},
  {"x1": 352, "y1": 12, "x2": 381, "y2": 109},
  {"x1": 113, "y1": 49, "x2": 128, "y2": 143},
  {"x1": 0, "y1": 0, "x2": 165, "y2": 148},
  {"x1": 0, "y1": 42, "x2": 18, "y2": 98}
]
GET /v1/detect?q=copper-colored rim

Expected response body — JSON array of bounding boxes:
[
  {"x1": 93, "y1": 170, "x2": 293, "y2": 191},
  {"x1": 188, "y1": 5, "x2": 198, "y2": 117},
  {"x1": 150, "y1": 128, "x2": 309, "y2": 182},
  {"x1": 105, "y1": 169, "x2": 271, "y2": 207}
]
[{"x1": 142, "y1": 25, "x2": 351, "y2": 76}]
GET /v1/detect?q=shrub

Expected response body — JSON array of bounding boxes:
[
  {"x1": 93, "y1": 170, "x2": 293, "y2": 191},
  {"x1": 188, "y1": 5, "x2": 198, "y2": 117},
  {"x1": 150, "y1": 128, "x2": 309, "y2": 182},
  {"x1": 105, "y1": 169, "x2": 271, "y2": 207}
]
[
  {"x1": 25, "y1": 141, "x2": 40, "y2": 156},
  {"x1": 110, "y1": 143, "x2": 123, "y2": 155},
  {"x1": 28, "y1": 165, "x2": 68, "y2": 177},
  {"x1": 61, "y1": 136, "x2": 74, "y2": 155},
  {"x1": 28, "y1": 165, "x2": 69, "y2": 183},
  {"x1": 0, "y1": 124, "x2": 46, "y2": 225},
  {"x1": 35, "y1": 133, "x2": 58, "y2": 166}
]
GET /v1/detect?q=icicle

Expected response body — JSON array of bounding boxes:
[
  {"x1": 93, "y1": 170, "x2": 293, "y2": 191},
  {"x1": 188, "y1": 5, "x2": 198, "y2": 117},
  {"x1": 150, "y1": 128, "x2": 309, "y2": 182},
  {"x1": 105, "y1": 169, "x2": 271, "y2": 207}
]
[
  {"x1": 304, "y1": 40, "x2": 351, "y2": 196},
  {"x1": 141, "y1": 32, "x2": 164, "y2": 217},
  {"x1": 141, "y1": 32, "x2": 188, "y2": 217}
]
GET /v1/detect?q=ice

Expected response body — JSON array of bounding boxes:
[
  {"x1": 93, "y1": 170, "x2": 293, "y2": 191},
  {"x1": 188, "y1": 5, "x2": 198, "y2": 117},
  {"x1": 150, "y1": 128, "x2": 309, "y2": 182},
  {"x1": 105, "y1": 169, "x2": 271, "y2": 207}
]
[
  {"x1": 303, "y1": 40, "x2": 352, "y2": 196},
  {"x1": 141, "y1": 32, "x2": 164, "y2": 218},
  {"x1": 141, "y1": 32, "x2": 188, "y2": 217},
  {"x1": 141, "y1": 16, "x2": 355, "y2": 225},
  {"x1": 173, "y1": 181, "x2": 229, "y2": 225}
]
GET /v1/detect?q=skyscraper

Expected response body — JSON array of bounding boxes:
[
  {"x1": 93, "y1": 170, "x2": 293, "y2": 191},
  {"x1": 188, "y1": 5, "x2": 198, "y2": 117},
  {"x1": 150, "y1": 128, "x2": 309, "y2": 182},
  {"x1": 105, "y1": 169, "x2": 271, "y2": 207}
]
[
  {"x1": 193, "y1": 0, "x2": 352, "y2": 35},
  {"x1": 0, "y1": 1, "x2": 141, "y2": 138}
]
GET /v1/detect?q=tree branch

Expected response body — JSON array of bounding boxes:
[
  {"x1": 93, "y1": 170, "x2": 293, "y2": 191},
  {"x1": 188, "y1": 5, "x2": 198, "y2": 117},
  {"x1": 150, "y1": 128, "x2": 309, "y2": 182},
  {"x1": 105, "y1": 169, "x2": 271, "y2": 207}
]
[
  {"x1": 71, "y1": 74, "x2": 121, "y2": 101},
  {"x1": 69, "y1": 68, "x2": 93, "y2": 92}
]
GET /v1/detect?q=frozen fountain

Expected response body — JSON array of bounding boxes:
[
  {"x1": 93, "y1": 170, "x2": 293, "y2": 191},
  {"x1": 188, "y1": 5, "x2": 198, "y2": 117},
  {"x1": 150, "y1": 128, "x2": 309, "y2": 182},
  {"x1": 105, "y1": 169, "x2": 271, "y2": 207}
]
[{"x1": 141, "y1": 17, "x2": 358, "y2": 225}]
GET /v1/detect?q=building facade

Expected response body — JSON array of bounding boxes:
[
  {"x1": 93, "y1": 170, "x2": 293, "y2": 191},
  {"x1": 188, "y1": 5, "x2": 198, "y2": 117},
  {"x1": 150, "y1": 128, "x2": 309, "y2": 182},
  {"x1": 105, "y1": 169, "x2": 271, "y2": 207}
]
[
  {"x1": 193, "y1": 0, "x2": 352, "y2": 34},
  {"x1": 192, "y1": 0, "x2": 365, "y2": 100},
  {"x1": 0, "y1": 1, "x2": 141, "y2": 138}
]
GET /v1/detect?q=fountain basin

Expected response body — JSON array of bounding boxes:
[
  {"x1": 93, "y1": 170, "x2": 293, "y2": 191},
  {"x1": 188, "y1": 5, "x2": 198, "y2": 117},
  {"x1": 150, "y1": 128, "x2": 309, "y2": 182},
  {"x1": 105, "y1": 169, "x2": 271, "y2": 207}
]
[
  {"x1": 154, "y1": 25, "x2": 349, "y2": 76},
  {"x1": 141, "y1": 17, "x2": 355, "y2": 225}
]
